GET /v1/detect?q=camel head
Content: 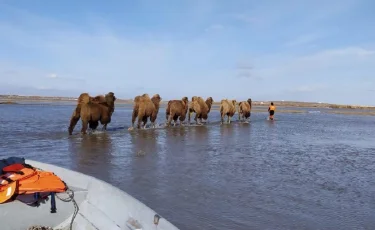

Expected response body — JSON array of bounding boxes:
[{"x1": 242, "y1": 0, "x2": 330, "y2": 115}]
[
  {"x1": 205, "y1": 97, "x2": 213, "y2": 105},
  {"x1": 182, "y1": 96, "x2": 189, "y2": 104},
  {"x1": 232, "y1": 100, "x2": 237, "y2": 106},
  {"x1": 151, "y1": 94, "x2": 162, "y2": 105},
  {"x1": 247, "y1": 98, "x2": 252, "y2": 106},
  {"x1": 105, "y1": 92, "x2": 116, "y2": 114}
]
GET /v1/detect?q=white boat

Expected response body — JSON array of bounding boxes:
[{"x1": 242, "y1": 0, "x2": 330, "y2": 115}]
[{"x1": 1, "y1": 159, "x2": 180, "y2": 230}]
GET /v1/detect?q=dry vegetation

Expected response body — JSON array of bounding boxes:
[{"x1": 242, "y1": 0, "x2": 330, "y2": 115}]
[{"x1": 0, "y1": 101, "x2": 17, "y2": 104}]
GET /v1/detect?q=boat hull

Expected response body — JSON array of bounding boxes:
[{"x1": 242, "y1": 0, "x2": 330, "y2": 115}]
[{"x1": 0, "y1": 159, "x2": 179, "y2": 230}]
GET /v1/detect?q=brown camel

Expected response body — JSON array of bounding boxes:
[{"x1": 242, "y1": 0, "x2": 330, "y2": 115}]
[
  {"x1": 206, "y1": 97, "x2": 214, "y2": 114},
  {"x1": 238, "y1": 98, "x2": 252, "y2": 122},
  {"x1": 188, "y1": 96, "x2": 213, "y2": 125},
  {"x1": 220, "y1": 99, "x2": 237, "y2": 124},
  {"x1": 68, "y1": 92, "x2": 116, "y2": 135},
  {"x1": 129, "y1": 93, "x2": 162, "y2": 130},
  {"x1": 165, "y1": 96, "x2": 189, "y2": 126}
]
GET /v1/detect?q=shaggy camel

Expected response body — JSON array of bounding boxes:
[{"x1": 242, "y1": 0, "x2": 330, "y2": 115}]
[
  {"x1": 165, "y1": 97, "x2": 189, "y2": 126},
  {"x1": 68, "y1": 92, "x2": 116, "y2": 135},
  {"x1": 238, "y1": 98, "x2": 252, "y2": 122},
  {"x1": 220, "y1": 99, "x2": 237, "y2": 124},
  {"x1": 188, "y1": 96, "x2": 213, "y2": 125},
  {"x1": 206, "y1": 97, "x2": 214, "y2": 114},
  {"x1": 129, "y1": 93, "x2": 162, "y2": 129}
]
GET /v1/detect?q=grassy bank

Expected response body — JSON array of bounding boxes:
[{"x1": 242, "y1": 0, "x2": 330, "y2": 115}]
[{"x1": 0, "y1": 101, "x2": 17, "y2": 104}]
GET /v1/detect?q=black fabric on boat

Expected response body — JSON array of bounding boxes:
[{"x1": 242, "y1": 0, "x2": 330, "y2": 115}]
[{"x1": 0, "y1": 157, "x2": 26, "y2": 173}]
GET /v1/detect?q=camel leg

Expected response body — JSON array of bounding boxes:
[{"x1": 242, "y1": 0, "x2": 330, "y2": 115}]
[
  {"x1": 188, "y1": 111, "x2": 192, "y2": 125},
  {"x1": 228, "y1": 116, "x2": 231, "y2": 124},
  {"x1": 167, "y1": 114, "x2": 173, "y2": 127},
  {"x1": 68, "y1": 106, "x2": 81, "y2": 135},
  {"x1": 143, "y1": 116, "x2": 148, "y2": 129},
  {"x1": 174, "y1": 115, "x2": 179, "y2": 126},
  {"x1": 81, "y1": 119, "x2": 89, "y2": 135},
  {"x1": 137, "y1": 115, "x2": 143, "y2": 129},
  {"x1": 101, "y1": 115, "x2": 111, "y2": 131},
  {"x1": 89, "y1": 121, "x2": 99, "y2": 132},
  {"x1": 132, "y1": 109, "x2": 139, "y2": 129},
  {"x1": 196, "y1": 114, "x2": 202, "y2": 125},
  {"x1": 179, "y1": 115, "x2": 185, "y2": 126}
]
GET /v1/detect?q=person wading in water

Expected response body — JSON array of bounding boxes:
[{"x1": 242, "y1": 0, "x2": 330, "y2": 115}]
[{"x1": 268, "y1": 102, "x2": 276, "y2": 120}]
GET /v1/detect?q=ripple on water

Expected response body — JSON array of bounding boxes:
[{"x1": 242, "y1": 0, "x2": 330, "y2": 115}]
[{"x1": 1, "y1": 105, "x2": 375, "y2": 230}]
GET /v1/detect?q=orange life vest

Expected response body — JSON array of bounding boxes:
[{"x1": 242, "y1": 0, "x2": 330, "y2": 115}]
[{"x1": 0, "y1": 163, "x2": 67, "y2": 204}]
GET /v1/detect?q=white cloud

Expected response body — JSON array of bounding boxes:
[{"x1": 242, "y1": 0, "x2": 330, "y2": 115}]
[
  {"x1": 47, "y1": 73, "x2": 58, "y2": 78},
  {"x1": 290, "y1": 85, "x2": 327, "y2": 93},
  {"x1": 205, "y1": 24, "x2": 224, "y2": 32},
  {"x1": 232, "y1": 14, "x2": 260, "y2": 24},
  {"x1": 253, "y1": 46, "x2": 375, "y2": 80},
  {"x1": 1, "y1": 1, "x2": 374, "y2": 105},
  {"x1": 284, "y1": 34, "x2": 322, "y2": 47}
]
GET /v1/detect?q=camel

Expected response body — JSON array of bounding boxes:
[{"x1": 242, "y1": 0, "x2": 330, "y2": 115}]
[
  {"x1": 188, "y1": 96, "x2": 213, "y2": 125},
  {"x1": 220, "y1": 99, "x2": 237, "y2": 124},
  {"x1": 206, "y1": 97, "x2": 214, "y2": 113},
  {"x1": 68, "y1": 92, "x2": 116, "y2": 135},
  {"x1": 238, "y1": 98, "x2": 252, "y2": 122},
  {"x1": 129, "y1": 93, "x2": 162, "y2": 130},
  {"x1": 165, "y1": 97, "x2": 189, "y2": 126}
]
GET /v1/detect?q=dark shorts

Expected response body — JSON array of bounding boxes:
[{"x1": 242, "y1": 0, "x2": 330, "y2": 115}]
[{"x1": 269, "y1": 110, "x2": 275, "y2": 116}]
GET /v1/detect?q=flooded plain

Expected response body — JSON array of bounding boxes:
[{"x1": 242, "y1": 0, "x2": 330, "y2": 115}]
[{"x1": 1, "y1": 103, "x2": 375, "y2": 230}]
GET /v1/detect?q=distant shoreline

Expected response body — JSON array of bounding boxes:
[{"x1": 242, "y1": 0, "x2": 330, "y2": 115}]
[
  {"x1": 1, "y1": 95, "x2": 375, "y2": 116},
  {"x1": 1, "y1": 94, "x2": 374, "y2": 109}
]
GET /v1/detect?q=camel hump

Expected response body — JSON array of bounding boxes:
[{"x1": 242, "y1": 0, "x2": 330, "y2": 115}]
[
  {"x1": 93, "y1": 95, "x2": 106, "y2": 103},
  {"x1": 142, "y1": 94, "x2": 151, "y2": 101},
  {"x1": 135, "y1": 94, "x2": 150, "y2": 103},
  {"x1": 78, "y1": 93, "x2": 91, "y2": 104}
]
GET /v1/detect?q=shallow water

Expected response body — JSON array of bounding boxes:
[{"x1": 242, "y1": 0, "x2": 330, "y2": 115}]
[{"x1": 1, "y1": 104, "x2": 375, "y2": 230}]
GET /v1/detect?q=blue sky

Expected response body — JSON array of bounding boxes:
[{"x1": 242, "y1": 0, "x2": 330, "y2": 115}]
[{"x1": 0, "y1": 0, "x2": 374, "y2": 105}]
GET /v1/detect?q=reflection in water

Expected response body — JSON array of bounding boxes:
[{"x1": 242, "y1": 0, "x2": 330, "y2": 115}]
[
  {"x1": 129, "y1": 130, "x2": 160, "y2": 157},
  {"x1": 165, "y1": 127, "x2": 187, "y2": 138},
  {"x1": 220, "y1": 124, "x2": 235, "y2": 146},
  {"x1": 2, "y1": 104, "x2": 375, "y2": 230},
  {"x1": 127, "y1": 130, "x2": 161, "y2": 201},
  {"x1": 266, "y1": 119, "x2": 276, "y2": 128},
  {"x1": 68, "y1": 132, "x2": 113, "y2": 183},
  {"x1": 190, "y1": 125, "x2": 209, "y2": 144}
]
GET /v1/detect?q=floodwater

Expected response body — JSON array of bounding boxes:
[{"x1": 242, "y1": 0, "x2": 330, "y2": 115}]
[{"x1": 1, "y1": 103, "x2": 375, "y2": 230}]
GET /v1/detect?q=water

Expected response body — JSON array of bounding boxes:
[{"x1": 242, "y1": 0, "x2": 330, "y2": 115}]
[{"x1": 1, "y1": 103, "x2": 375, "y2": 230}]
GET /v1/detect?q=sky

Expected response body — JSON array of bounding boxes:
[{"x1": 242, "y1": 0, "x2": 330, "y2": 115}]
[{"x1": 0, "y1": 0, "x2": 374, "y2": 105}]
